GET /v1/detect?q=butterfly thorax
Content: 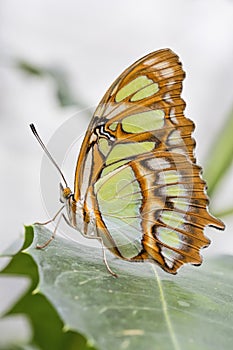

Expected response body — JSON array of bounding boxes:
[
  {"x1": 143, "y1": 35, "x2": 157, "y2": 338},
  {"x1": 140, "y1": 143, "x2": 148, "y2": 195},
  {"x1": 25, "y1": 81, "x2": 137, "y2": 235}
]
[{"x1": 60, "y1": 184, "x2": 96, "y2": 237}]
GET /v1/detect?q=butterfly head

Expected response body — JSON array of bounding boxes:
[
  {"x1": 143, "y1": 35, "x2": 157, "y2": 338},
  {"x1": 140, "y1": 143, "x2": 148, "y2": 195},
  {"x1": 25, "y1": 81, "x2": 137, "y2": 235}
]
[{"x1": 60, "y1": 183, "x2": 73, "y2": 203}]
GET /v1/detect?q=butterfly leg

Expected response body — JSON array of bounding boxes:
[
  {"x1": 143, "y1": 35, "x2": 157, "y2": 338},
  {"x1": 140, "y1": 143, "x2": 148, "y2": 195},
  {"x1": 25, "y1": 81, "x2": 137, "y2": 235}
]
[
  {"x1": 87, "y1": 234, "x2": 118, "y2": 277},
  {"x1": 34, "y1": 205, "x2": 65, "y2": 226},
  {"x1": 36, "y1": 211, "x2": 64, "y2": 249},
  {"x1": 94, "y1": 236, "x2": 118, "y2": 278}
]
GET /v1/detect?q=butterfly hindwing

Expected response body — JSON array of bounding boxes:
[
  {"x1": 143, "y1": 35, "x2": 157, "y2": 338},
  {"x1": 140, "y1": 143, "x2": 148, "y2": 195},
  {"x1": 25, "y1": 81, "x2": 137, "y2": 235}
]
[
  {"x1": 128, "y1": 151, "x2": 223, "y2": 272},
  {"x1": 73, "y1": 48, "x2": 224, "y2": 273}
]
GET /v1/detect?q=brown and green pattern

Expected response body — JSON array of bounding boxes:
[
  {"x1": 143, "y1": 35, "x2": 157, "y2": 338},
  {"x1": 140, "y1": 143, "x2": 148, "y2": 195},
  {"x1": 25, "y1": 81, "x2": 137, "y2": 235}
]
[{"x1": 72, "y1": 49, "x2": 225, "y2": 274}]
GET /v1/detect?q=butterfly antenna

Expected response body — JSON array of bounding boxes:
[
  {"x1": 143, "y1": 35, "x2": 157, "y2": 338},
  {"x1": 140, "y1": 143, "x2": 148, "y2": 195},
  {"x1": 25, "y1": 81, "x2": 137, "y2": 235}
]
[{"x1": 29, "y1": 123, "x2": 68, "y2": 188}]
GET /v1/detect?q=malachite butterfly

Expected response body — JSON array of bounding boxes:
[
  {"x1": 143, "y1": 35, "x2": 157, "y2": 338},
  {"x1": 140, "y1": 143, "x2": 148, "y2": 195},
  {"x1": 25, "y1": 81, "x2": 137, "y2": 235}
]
[{"x1": 31, "y1": 48, "x2": 225, "y2": 277}]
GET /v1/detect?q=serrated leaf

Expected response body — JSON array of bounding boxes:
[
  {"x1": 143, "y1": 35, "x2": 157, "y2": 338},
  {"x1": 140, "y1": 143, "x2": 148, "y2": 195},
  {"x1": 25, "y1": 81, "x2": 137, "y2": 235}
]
[
  {"x1": 0, "y1": 227, "x2": 97, "y2": 350},
  {"x1": 26, "y1": 225, "x2": 233, "y2": 350}
]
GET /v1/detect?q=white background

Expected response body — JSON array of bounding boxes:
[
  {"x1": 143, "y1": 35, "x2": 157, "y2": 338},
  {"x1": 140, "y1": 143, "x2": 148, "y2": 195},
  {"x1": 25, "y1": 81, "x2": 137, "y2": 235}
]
[{"x1": 1, "y1": 0, "x2": 233, "y2": 326}]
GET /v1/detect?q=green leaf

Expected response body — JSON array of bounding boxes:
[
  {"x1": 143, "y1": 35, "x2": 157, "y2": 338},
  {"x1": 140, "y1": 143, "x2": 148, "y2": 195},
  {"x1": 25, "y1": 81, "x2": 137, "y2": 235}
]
[
  {"x1": 212, "y1": 206, "x2": 233, "y2": 219},
  {"x1": 0, "y1": 226, "x2": 97, "y2": 350},
  {"x1": 18, "y1": 61, "x2": 44, "y2": 76},
  {"x1": 48, "y1": 68, "x2": 78, "y2": 107},
  {"x1": 25, "y1": 225, "x2": 233, "y2": 350},
  {"x1": 17, "y1": 60, "x2": 89, "y2": 109},
  {"x1": 204, "y1": 106, "x2": 233, "y2": 196}
]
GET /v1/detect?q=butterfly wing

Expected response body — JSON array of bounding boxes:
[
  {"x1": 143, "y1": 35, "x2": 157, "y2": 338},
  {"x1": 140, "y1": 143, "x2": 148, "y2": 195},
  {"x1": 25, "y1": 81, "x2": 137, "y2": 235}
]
[{"x1": 73, "y1": 48, "x2": 225, "y2": 273}]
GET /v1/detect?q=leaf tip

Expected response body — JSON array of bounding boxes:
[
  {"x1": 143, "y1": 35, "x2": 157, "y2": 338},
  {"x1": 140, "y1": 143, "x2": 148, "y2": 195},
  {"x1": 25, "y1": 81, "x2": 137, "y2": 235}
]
[
  {"x1": 22, "y1": 225, "x2": 34, "y2": 250},
  {"x1": 62, "y1": 324, "x2": 72, "y2": 333},
  {"x1": 32, "y1": 287, "x2": 40, "y2": 295}
]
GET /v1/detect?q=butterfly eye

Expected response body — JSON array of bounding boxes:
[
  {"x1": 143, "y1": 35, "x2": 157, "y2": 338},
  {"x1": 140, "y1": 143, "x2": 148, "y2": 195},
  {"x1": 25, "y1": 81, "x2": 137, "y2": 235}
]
[
  {"x1": 60, "y1": 186, "x2": 72, "y2": 202},
  {"x1": 64, "y1": 187, "x2": 72, "y2": 198}
]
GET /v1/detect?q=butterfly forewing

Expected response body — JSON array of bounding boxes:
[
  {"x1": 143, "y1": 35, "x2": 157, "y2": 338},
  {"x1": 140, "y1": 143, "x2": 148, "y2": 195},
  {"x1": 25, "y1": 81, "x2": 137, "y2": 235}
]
[{"x1": 73, "y1": 48, "x2": 224, "y2": 273}]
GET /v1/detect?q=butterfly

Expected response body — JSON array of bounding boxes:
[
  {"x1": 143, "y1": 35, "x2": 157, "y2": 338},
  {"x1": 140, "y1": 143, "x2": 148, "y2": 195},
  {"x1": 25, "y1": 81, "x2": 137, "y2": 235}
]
[{"x1": 31, "y1": 48, "x2": 225, "y2": 277}]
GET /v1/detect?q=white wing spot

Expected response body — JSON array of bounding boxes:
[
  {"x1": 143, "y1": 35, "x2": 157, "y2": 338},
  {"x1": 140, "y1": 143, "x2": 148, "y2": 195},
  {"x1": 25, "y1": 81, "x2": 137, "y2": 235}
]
[
  {"x1": 166, "y1": 80, "x2": 176, "y2": 86},
  {"x1": 161, "y1": 67, "x2": 175, "y2": 78},
  {"x1": 146, "y1": 158, "x2": 170, "y2": 171},
  {"x1": 153, "y1": 61, "x2": 169, "y2": 70},
  {"x1": 164, "y1": 92, "x2": 173, "y2": 103},
  {"x1": 168, "y1": 130, "x2": 181, "y2": 145},
  {"x1": 169, "y1": 107, "x2": 178, "y2": 124},
  {"x1": 171, "y1": 148, "x2": 188, "y2": 157},
  {"x1": 144, "y1": 57, "x2": 159, "y2": 66},
  {"x1": 161, "y1": 247, "x2": 179, "y2": 268}
]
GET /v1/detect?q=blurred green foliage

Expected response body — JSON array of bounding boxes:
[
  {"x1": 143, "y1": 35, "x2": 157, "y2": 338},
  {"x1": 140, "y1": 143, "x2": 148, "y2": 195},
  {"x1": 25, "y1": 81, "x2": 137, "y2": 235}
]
[
  {"x1": 204, "y1": 105, "x2": 233, "y2": 217},
  {"x1": 17, "y1": 60, "x2": 87, "y2": 108},
  {"x1": 0, "y1": 227, "x2": 96, "y2": 350}
]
